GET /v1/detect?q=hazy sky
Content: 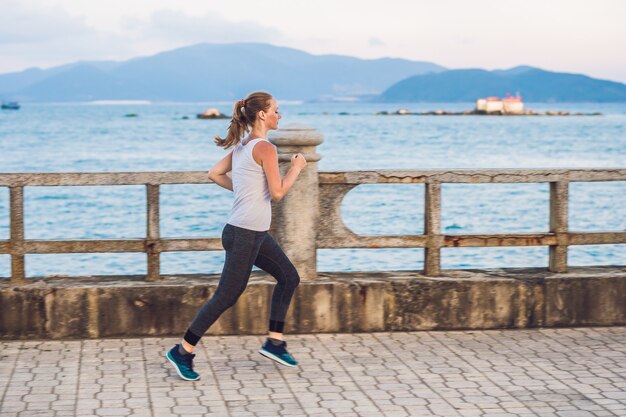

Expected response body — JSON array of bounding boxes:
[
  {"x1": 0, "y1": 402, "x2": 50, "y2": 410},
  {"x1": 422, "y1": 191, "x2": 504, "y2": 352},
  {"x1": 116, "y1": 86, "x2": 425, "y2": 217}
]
[{"x1": 2, "y1": 0, "x2": 625, "y2": 82}]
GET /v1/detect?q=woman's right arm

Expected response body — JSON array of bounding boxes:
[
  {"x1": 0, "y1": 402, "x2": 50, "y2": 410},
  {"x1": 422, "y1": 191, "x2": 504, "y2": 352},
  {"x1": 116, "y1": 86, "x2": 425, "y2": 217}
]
[
  {"x1": 254, "y1": 141, "x2": 307, "y2": 202},
  {"x1": 207, "y1": 151, "x2": 233, "y2": 191}
]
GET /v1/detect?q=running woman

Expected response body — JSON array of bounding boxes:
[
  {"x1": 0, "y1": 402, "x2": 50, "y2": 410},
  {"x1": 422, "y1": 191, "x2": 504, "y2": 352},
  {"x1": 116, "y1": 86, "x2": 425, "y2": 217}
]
[{"x1": 166, "y1": 91, "x2": 306, "y2": 381}]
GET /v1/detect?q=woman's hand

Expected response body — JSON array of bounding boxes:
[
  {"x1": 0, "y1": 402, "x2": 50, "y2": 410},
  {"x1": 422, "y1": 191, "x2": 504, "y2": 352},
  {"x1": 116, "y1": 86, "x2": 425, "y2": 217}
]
[
  {"x1": 255, "y1": 143, "x2": 305, "y2": 202},
  {"x1": 291, "y1": 153, "x2": 307, "y2": 171}
]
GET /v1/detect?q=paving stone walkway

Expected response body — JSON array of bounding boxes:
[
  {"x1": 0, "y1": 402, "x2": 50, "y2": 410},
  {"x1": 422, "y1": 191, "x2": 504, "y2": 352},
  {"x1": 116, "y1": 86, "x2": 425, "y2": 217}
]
[{"x1": 1, "y1": 327, "x2": 625, "y2": 417}]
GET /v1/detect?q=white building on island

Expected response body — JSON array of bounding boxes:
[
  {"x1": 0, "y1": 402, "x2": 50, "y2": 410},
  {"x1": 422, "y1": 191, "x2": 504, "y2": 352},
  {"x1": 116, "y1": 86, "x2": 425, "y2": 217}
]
[{"x1": 476, "y1": 95, "x2": 524, "y2": 114}]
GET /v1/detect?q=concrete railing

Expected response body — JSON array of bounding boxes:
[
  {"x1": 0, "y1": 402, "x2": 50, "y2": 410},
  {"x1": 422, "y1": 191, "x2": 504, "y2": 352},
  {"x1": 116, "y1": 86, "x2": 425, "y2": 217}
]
[
  {"x1": 1, "y1": 125, "x2": 625, "y2": 284},
  {"x1": 316, "y1": 169, "x2": 626, "y2": 277}
]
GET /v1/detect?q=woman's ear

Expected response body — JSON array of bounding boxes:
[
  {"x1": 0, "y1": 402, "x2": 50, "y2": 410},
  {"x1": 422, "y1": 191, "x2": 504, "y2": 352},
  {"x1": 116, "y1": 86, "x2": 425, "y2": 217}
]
[{"x1": 258, "y1": 110, "x2": 266, "y2": 121}]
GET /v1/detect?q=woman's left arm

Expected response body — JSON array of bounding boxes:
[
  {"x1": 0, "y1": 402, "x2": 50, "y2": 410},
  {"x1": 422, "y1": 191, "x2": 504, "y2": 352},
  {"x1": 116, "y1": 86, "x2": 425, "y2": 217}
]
[{"x1": 208, "y1": 151, "x2": 233, "y2": 191}]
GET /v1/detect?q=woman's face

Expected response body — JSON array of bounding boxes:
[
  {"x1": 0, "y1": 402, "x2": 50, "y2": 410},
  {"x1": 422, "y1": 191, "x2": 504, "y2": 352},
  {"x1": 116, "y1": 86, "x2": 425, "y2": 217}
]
[{"x1": 263, "y1": 98, "x2": 281, "y2": 130}]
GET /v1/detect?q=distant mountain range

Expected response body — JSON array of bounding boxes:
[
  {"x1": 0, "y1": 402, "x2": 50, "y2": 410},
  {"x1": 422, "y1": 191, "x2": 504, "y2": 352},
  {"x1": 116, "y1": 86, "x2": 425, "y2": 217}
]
[
  {"x1": 1, "y1": 43, "x2": 625, "y2": 102},
  {"x1": 379, "y1": 66, "x2": 626, "y2": 102},
  {"x1": 0, "y1": 43, "x2": 444, "y2": 102}
]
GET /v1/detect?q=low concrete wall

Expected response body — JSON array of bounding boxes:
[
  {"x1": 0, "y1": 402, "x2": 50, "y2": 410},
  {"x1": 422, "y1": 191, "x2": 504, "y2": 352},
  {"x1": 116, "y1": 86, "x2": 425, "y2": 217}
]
[{"x1": 1, "y1": 266, "x2": 625, "y2": 340}]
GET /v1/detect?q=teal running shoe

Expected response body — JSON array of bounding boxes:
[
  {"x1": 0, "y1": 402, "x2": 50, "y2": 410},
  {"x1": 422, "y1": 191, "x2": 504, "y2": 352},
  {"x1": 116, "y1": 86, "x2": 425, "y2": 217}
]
[
  {"x1": 259, "y1": 339, "x2": 298, "y2": 367},
  {"x1": 166, "y1": 344, "x2": 200, "y2": 381}
]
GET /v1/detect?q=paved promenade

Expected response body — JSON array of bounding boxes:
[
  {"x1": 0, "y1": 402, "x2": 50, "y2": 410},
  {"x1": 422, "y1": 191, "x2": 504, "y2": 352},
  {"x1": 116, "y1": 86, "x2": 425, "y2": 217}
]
[{"x1": 1, "y1": 327, "x2": 625, "y2": 417}]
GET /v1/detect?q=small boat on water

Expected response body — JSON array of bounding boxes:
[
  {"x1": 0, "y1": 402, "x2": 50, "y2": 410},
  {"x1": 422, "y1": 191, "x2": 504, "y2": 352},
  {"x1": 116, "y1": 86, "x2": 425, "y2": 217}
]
[{"x1": 1, "y1": 101, "x2": 20, "y2": 110}]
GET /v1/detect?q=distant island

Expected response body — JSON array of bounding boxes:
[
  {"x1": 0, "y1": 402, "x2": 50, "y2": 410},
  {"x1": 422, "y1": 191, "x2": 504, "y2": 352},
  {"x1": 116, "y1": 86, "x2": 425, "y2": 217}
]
[
  {"x1": 379, "y1": 66, "x2": 626, "y2": 102},
  {"x1": 1, "y1": 43, "x2": 625, "y2": 103}
]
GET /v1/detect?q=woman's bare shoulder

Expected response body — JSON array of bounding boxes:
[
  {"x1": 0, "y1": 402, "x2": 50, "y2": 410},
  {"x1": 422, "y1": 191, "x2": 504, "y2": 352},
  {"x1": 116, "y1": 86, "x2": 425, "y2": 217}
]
[{"x1": 254, "y1": 140, "x2": 276, "y2": 153}]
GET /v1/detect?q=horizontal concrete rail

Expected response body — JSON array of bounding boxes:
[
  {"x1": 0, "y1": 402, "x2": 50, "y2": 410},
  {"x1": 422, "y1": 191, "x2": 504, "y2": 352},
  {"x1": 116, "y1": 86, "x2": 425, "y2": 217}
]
[
  {"x1": 1, "y1": 167, "x2": 623, "y2": 188},
  {"x1": 318, "y1": 168, "x2": 626, "y2": 184},
  {"x1": 0, "y1": 238, "x2": 223, "y2": 254},
  {"x1": 0, "y1": 171, "x2": 211, "y2": 187}
]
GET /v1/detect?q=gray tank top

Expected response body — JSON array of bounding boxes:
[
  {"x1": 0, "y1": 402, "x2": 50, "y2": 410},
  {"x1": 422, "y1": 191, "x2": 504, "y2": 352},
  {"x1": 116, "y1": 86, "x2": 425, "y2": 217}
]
[{"x1": 226, "y1": 138, "x2": 272, "y2": 231}]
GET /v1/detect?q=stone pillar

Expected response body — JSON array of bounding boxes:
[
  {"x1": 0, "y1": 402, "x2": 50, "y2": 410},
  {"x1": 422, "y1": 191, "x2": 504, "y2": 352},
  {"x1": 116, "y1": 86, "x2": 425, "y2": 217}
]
[
  {"x1": 549, "y1": 181, "x2": 569, "y2": 273},
  {"x1": 269, "y1": 124, "x2": 323, "y2": 280},
  {"x1": 10, "y1": 186, "x2": 25, "y2": 284},
  {"x1": 424, "y1": 182, "x2": 442, "y2": 276}
]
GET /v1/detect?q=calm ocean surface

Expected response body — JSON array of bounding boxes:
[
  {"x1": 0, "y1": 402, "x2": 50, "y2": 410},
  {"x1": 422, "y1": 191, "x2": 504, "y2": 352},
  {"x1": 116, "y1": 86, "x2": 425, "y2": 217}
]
[{"x1": 0, "y1": 101, "x2": 625, "y2": 277}]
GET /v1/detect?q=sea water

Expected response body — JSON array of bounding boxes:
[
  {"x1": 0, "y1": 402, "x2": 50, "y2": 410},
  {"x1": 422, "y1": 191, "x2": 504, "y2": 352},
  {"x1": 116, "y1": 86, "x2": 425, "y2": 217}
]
[{"x1": 0, "y1": 102, "x2": 624, "y2": 277}]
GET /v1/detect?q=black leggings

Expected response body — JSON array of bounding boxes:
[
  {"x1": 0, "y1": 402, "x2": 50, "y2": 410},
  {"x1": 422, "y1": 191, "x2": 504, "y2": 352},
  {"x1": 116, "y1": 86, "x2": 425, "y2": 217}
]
[{"x1": 185, "y1": 223, "x2": 300, "y2": 345}]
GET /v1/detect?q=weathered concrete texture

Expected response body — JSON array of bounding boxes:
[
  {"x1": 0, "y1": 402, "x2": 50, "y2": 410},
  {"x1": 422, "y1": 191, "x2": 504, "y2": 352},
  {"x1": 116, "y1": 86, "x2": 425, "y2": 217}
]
[{"x1": 1, "y1": 266, "x2": 625, "y2": 340}]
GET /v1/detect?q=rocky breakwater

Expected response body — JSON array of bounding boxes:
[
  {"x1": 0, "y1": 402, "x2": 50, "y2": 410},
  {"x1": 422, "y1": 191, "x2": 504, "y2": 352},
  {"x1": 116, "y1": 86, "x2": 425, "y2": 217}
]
[
  {"x1": 196, "y1": 108, "x2": 229, "y2": 119},
  {"x1": 375, "y1": 108, "x2": 603, "y2": 116}
]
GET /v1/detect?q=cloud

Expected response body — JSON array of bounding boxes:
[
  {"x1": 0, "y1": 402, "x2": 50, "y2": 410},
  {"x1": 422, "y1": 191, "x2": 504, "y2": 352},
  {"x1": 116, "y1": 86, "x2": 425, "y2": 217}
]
[
  {"x1": 0, "y1": 0, "x2": 137, "y2": 72},
  {"x1": 0, "y1": 3, "x2": 285, "y2": 73},
  {"x1": 0, "y1": 0, "x2": 92, "y2": 44},
  {"x1": 369, "y1": 37, "x2": 386, "y2": 47},
  {"x1": 456, "y1": 37, "x2": 475, "y2": 45},
  {"x1": 127, "y1": 9, "x2": 284, "y2": 45}
]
